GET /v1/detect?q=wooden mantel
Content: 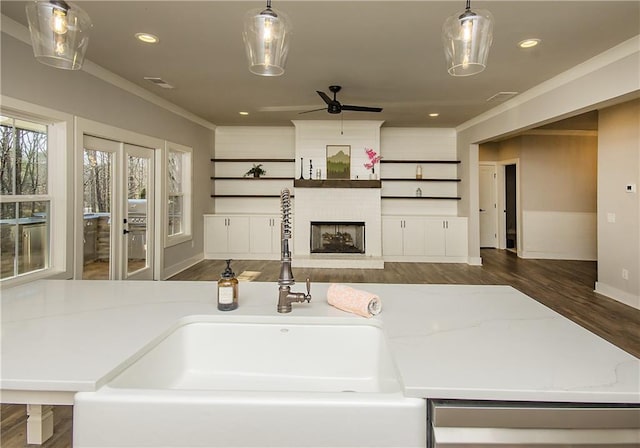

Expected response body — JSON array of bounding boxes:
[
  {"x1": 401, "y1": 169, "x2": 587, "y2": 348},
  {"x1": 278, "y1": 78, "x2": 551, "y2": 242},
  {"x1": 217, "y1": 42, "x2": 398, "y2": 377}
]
[{"x1": 294, "y1": 179, "x2": 381, "y2": 189}]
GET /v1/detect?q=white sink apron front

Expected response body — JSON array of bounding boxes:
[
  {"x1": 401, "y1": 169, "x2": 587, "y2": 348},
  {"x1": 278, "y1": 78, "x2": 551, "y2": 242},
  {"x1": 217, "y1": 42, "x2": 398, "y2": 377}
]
[{"x1": 73, "y1": 315, "x2": 426, "y2": 447}]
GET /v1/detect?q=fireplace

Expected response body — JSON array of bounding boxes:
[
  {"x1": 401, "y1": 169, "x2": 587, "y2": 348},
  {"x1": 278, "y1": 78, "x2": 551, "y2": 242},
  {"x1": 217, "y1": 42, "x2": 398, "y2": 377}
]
[{"x1": 310, "y1": 221, "x2": 365, "y2": 254}]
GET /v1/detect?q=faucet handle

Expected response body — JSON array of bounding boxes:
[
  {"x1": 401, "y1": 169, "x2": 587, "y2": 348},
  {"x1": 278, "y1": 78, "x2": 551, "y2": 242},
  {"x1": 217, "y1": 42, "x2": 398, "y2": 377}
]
[{"x1": 305, "y1": 277, "x2": 311, "y2": 301}]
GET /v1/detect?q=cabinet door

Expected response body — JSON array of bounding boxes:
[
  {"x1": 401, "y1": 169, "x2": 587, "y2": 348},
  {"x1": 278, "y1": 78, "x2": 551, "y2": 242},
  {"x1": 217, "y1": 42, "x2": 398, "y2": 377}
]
[
  {"x1": 204, "y1": 216, "x2": 230, "y2": 253},
  {"x1": 444, "y1": 218, "x2": 468, "y2": 257},
  {"x1": 424, "y1": 218, "x2": 446, "y2": 256},
  {"x1": 250, "y1": 216, "x2": 275, "y2": 254},
  {"x1": 402, "y1": 217, "x2": 426, "y2": 256},
  {"x1": 226, "y1": 216, "x2": 250, "y2": 253},
  {"x1": 382, "y1": 217, "x2": 404, "y2": 256}
]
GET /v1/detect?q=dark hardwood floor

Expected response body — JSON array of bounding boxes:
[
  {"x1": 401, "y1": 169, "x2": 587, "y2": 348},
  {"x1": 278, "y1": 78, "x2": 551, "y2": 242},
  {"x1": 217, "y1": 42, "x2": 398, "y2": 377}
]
[{"x1": 2, "y1": 249, "x2": 638, "y2": 447}]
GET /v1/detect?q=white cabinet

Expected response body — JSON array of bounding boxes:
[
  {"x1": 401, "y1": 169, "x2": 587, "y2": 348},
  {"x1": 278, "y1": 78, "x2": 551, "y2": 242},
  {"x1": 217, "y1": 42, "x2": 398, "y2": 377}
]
[
  {"x1": 383, "y1": 215, "x2": 467, "y2": 261},
  {"x1": 204, "y1": 215, "x2": 250, "y2": 257},
  {"x1": 249, "y1": 215, "x2": 281, "y2": 256},
  {"x1": 382, "y1": 217, "x2": 425, "y2": 256},
  {"x1": 205, "y1": 214, "x2": 282, "y2": 260},
  {"x1": 425, "y1": 217, "x2": 468, "y2": 257}
]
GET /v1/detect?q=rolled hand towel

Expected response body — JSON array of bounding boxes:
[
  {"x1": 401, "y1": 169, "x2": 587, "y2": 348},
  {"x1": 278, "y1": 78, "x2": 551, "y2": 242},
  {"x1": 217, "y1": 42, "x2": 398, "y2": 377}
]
[{"x1": 326, "y1": 284, "x2": 382, "y2": 318}]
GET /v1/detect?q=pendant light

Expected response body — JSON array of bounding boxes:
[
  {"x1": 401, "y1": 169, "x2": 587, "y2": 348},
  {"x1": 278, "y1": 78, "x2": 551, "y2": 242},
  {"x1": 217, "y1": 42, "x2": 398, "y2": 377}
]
[
  {"x1": 242, "y1": 0, "x2": 292, "y2": 76},
  {"x1": 442, "y1": 0, "x2": 493, "y2": 76},
  {"x1": 25, "y1": 0, "x2": 92, "y2": 70}
]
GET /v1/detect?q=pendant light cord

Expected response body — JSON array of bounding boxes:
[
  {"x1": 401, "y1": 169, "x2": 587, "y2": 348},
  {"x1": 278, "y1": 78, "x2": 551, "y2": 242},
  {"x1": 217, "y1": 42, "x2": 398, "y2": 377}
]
[{"x1": 465, "y1": 0, "x2": 471, "y2": 11}]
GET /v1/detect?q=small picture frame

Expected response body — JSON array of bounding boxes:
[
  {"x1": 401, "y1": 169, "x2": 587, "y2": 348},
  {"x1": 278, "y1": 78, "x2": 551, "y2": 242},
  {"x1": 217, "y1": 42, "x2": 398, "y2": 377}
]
[{"x1": 326, "y1": 145, "x2": 351, "y2": 179}]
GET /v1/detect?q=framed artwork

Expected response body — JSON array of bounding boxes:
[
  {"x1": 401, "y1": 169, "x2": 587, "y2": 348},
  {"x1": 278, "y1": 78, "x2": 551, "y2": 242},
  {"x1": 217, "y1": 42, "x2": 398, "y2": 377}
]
[{"x1": 326, "y1": 145, "x2": 351, "y2": 179}]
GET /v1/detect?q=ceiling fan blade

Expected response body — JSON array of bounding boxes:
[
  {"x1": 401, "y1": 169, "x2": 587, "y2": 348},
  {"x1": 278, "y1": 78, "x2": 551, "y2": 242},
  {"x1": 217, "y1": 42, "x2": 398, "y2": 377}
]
[
  {"x1": 341, "y1": 105, "x2": 383, "y2": 113},
  {"x1": 298, "y1": 108, "x2": 327, "y2": 115},
  {"x1": 316, "y1": 91, "x2": 335, "y2": 106}
]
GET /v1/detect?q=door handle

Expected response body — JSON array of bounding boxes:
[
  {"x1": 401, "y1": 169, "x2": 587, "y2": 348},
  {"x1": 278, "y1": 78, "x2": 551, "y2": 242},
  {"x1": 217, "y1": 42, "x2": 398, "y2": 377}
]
[
  {"x1": 479, "y1": 208, "x2": 485, "y2": 212},
  {"x1": 123, "y1": 229, "x2": 130, "y2": 235}
]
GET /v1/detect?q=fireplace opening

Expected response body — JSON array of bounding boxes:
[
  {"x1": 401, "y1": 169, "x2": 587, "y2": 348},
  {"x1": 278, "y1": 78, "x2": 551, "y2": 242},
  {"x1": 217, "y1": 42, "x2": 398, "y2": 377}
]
[{"x1": 310, "y1": 221, "x2": 365, "y2": 254}]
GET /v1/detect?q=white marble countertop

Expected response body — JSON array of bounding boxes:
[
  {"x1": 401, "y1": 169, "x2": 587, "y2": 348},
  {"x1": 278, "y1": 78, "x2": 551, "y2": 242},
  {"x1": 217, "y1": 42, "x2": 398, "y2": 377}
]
[{"x1": 1, "y1": 280, "x2": 638, "y2": 404}]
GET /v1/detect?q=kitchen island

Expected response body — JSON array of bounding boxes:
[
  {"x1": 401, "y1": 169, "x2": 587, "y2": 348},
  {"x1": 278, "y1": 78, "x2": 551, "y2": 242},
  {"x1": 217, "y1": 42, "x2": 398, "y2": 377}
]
[{"x1": 1, "y1": 280, "x2": 638, "y2": 445}]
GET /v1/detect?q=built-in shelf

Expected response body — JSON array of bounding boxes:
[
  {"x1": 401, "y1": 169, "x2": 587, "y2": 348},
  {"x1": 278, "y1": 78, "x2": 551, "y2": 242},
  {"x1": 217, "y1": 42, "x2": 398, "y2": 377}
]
[
  {"x1": 380, "y1": 178, "x2": 461, "y2": 182},
  {"x1": 211, "y1": 158, "x2": 296, "y2": 198},
  {"x1": 211, "y1": 194, "x2": 294, "y2": 198},
  {"x1": 294, "y1": 179, "x2": 381, "y2": 189},
  {"x1": 381, "y1": 196, "x2": 461, "y2": 200},
  {"x1": 211, "y1": 158, "x2": 295, "y2": 163},
  {"x1": 380, "y1": 160, "x2": 461, "y2": 164},
  {"x1": 212, "y1": 176, "x2": 294, "y2": 180}
]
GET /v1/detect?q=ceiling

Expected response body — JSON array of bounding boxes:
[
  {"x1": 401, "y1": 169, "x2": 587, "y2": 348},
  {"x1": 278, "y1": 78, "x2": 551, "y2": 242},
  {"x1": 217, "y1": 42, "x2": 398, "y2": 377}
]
[{"x1": 2, "y1": 1, "x2": 639, "y2": 128}]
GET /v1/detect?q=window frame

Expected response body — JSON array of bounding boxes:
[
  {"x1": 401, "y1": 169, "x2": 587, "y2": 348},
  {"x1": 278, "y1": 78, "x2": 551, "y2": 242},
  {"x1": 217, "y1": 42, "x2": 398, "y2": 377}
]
[
  {"x1": 163, "y1": 141, "x2": 192, "y2": 248},
  {"x1": 0, "y1": 96, "x2": 74, "y2": 287}
]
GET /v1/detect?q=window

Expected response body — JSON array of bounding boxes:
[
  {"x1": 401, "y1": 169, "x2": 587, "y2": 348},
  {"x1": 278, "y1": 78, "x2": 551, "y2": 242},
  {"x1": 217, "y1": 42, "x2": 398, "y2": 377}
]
[
  {"x1": 0, "y1": 116, "x2": 50, "y2": 279},
  {"x1": 165, "y1": 142, "x2": 192, "y2": 246}
]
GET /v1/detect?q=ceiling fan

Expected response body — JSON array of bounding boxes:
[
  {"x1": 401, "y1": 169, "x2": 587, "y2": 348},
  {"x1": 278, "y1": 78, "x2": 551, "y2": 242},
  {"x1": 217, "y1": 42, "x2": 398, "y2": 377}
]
[{"x1": 300, "y1": 85, "x2": 383, "y2": 115}]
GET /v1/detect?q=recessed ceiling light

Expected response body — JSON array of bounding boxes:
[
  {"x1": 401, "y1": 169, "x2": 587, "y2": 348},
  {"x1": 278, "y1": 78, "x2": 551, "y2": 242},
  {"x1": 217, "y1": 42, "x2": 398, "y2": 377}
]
[
  {"x1": 135, "y1": 33, "x2": 159, "y2": 44},
  {"x1": 239, "y1": 111, "x2": 249, "y2": 116},
  {"x1": 518, "y1": 38, "x2": 541, "y2": 49},
  {"x1": 428, "y1": 113, "x2": 439, "y2": 117}
]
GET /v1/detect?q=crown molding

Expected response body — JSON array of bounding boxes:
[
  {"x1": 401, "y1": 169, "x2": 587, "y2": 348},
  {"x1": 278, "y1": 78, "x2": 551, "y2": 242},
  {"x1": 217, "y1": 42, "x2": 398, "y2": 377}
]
[{"x1": 457, "y1": 34, "x2": 640, "y2": 133}]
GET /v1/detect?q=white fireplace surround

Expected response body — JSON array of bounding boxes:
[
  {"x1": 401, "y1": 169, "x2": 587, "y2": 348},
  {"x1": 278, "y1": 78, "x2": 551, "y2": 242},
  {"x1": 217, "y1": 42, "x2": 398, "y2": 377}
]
[
  {"x1": 291, "y1": 120, "x2": 385, "y2": 268},
  {"x1": 292, "y1": 187, "x2": 383, "y2": 268}
]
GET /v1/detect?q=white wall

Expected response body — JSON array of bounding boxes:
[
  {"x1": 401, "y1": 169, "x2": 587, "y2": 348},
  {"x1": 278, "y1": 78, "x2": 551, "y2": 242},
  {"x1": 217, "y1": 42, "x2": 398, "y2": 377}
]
[
  {"x1": 293, "y1": 120, "x2": 383, "y2": 180},
  {"x1": 456, "y1": 36, "x2": 640, "y2": 286},
  {"x1": 481, "y1": 133, "x2": 598, "y2": 260},
  {"x1": 214, "y1": 126, "x2": 295, "y2": 214},
  {"x1": 1, "y1": 30, "x2": 215, "y2": 278},
  {"x1": 380, "y1": 128, "x2": 459, "y2": 216},
  {"x1": 596, "y1": 99, "x2": 640, "y2": 309}
]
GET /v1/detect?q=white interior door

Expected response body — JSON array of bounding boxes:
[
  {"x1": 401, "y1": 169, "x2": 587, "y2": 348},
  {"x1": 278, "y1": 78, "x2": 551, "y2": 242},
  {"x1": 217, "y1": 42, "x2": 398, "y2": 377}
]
[
  {"x1": 479, "y1": 164, "x2": 498, "y2": 248},
  {"x1": 81, "y1": 136, "x2": 154, "y2": 280}
]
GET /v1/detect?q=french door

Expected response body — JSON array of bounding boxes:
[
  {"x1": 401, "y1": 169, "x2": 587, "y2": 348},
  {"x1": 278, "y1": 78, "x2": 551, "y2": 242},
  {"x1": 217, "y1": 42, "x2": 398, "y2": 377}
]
[{"x1": 81, "y1": 135, "x2": 155, "y2": 280}]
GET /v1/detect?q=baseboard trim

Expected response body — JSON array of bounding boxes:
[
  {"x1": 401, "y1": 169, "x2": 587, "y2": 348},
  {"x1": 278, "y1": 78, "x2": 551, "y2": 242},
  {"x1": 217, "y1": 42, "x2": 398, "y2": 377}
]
[
  {"x1": 162, "y1": 252, "x2": 204, "y2": 280},
  {"x1": 468, "y1": 256, "x2": 482, "y2": 266},
  {"x1": 594, "y1": 282, "x2": 640, "y2": 310}
]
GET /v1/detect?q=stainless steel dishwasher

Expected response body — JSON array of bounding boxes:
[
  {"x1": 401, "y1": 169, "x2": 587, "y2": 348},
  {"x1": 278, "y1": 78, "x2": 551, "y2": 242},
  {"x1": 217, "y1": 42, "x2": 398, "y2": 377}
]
[{"x1": 428, "y1": 399, "x2": 640, "y2": 447}]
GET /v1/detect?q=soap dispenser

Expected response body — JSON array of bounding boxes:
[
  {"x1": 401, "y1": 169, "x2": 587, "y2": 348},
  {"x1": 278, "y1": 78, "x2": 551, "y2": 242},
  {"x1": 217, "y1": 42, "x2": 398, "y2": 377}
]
[{"x1": 217, "y1": 259, "x2": 238, "y2": 311}]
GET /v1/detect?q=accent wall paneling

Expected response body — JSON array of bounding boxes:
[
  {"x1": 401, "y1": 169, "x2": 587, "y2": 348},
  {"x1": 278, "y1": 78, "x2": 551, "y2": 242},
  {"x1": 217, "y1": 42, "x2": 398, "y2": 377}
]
[
  {"x1": 211, "y1": 158, "x2": 295, "y2": 214},
  {"x1": 378, "y1": 128, "x2": 460, "y2": 217},
  {"x1": 380, "y1": 159, "x2": 461, "y2": 200}
]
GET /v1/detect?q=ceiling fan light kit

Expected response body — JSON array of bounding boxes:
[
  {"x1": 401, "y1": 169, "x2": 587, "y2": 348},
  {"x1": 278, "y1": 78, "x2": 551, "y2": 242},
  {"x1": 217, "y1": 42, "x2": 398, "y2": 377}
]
[
  {"x1": 242, "y1": 0, "x2": 292, "y2": 76},
  {"x1": 442, "y1": 0, "x2": 494, "y2": 76},
  {"x1": 25, "y1": 0, "x2": 92, "y2": 70}
]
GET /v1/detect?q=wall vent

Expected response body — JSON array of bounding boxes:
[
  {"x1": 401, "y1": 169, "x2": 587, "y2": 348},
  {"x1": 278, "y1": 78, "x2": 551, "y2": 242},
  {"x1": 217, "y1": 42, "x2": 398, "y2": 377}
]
[
  {"x1": 486, "y1": 91, "x2": 518, "y2": 102},
  {"x1": 143, "y1": 77, "x2": 174, "y2": 89}
]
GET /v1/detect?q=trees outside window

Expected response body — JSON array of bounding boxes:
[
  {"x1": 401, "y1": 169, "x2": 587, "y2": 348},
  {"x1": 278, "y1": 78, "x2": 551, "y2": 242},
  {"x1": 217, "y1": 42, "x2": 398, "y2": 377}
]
[
  {"x1": 166, "y1": 143, "x2": 192, "y2": 246},
  {"x1": 0, "y1": 116, "x2": 50, "y2": 279}
]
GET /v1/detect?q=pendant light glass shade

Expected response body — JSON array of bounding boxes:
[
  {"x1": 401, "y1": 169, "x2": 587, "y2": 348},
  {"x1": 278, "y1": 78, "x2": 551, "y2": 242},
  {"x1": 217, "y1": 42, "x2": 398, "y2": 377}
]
[
  {"x1": 25, "y1": 0, "x2": 92, "y2": 70},
  {"x1": 242, "y1": 1, "x2": 291, "y2": 76},
  {"x1": 442, "y1": 2, "x2": 493, "y2": 76}
]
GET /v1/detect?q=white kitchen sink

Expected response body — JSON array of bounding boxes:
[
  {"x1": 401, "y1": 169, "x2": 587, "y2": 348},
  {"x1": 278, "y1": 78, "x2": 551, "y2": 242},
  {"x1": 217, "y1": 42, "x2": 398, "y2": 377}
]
[{"x1": 73, "y1": 315, "x2": 425, "y2": 447}]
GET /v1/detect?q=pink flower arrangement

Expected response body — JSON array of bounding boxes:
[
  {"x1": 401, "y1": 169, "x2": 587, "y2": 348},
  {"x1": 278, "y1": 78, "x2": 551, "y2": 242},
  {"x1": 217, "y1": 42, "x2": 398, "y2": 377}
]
[{"x1": 363, "y1": 148, "x2": 382, "y2": 170}]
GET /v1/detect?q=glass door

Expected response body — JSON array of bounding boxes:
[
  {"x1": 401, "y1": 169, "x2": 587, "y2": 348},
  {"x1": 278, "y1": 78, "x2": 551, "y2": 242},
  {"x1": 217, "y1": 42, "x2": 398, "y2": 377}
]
[
  {"x1": 81, "y1": 136, "x2": 154, "y2": 280},
  {"x1": 124, "y1": 144, "x2": 154, "y2": 280}
]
